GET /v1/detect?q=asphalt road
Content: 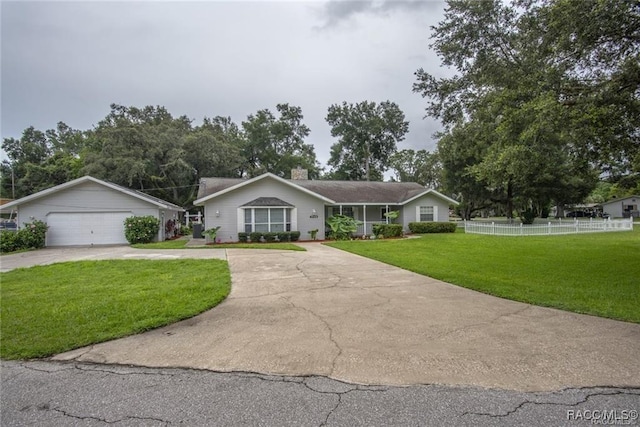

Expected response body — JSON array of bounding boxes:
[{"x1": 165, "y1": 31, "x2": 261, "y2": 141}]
[{"x1": 2, "y1": 361, "x2": 639, "y2": 426}]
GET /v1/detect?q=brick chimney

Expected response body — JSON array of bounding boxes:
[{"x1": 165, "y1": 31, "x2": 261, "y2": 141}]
[{"x1": 291, "y1": 167, "x2": 308, "y2": 180}]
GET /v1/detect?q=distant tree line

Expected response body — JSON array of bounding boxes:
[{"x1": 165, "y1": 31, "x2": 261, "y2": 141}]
[{"x1": 1, "y1": 101, "x2": 424, "y2": 207}]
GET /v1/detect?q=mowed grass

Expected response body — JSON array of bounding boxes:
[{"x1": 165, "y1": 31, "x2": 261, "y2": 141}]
[
  {"x1": 327, "y1": 228, "x2": 640, "y2": 323},
  {"x1": 133, "y1": 239, "x2": 305, "y2": 251},
  {"x1": 0, "y1": 259, "x2": 231, "y2": 359}
]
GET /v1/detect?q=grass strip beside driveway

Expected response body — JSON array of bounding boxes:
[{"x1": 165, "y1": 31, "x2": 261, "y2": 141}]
[
  {"x1": 0, "y1": 259, "x2": 230, "y2": 359},
  {"x1": 133, "y1": 239, "x2": 305, "y2": 251},
  {"x1": 327, "y1": 229, "x2": 640, "y2": 323}
]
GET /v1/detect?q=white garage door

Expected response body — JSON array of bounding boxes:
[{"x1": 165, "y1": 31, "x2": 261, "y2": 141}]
[{"x1": 46, "y1": 212, "x2": 133, "y2": 246}]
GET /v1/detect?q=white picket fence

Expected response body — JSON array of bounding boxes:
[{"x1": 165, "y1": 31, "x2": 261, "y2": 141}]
[{"x1": 463, "y1": 218, "x2": 634, "y2": 236}]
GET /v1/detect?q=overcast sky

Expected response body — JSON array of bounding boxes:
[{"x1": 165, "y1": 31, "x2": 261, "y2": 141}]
[{"x1": 1, "y1": 0, "x2": 450, "y2": 168}]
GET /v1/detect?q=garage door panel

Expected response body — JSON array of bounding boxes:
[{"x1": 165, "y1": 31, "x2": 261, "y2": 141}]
[{"x1": 47, "y1": 212, "x2": 133, "y2": 246}]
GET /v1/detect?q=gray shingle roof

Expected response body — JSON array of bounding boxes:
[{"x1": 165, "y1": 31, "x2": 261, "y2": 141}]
[
  {"x1": 241, "y1": 197, "x2": 294, "y2": 207},
  {"x1": 293, "y1": 180, "x2": 426, "y2": 203},
  {"x1": 198, "y1": 178, "x2": 244, "y2": 199},
  {"x1": 197, "y1": 176, "x2": 430, "y2": 204}
]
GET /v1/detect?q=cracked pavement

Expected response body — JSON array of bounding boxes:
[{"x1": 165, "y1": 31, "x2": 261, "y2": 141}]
[
  {"x1": 2, "y1": 361, "x2": 639, "y2": 426},
  {"x1": 51, "y1": 243, "x2": 640, "y2": 391}
]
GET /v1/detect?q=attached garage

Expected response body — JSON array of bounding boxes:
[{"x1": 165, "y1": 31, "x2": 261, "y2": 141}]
[{"x1": 0, "y1": 176, "x2": 184, "y2": 247}]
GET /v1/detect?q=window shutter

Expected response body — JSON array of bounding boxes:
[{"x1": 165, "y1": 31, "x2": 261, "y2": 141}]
[
  {"x1": 237, "y1": 208, "x2": 245, "y2": 233},
  {"x1": 433, "y1": 205, "x2": 439, "y2": 222},
  {"x1": 416, "y1": 206, "x2": 421, "y2": 222},
  {"x1": 291, "y1": 208, "x2": 298, "y2": 231}
]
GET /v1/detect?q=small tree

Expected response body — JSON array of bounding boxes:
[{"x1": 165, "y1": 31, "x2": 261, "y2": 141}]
[
  {"x1": 124, "y1": 216, "x2": 160, "y2": 244},
  {"x1": 203, "y1": 226, "x2": 221, "y2": 243}
]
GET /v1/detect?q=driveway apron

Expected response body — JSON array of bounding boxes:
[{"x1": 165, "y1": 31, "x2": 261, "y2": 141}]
[{"x1": 53, "y1": 243, "x2": 640, "y2": 391}]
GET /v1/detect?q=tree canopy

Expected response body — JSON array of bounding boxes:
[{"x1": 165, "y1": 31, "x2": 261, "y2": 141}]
[
  {"x1": 325, "y1": 101, "x2": 409, "y2": 181},
  {"x1": 1, "y1": 103, "x2": 319, "y2": 206},
  {"x1": 414, "y1": 0, "x2": 639, "y2": 219}
]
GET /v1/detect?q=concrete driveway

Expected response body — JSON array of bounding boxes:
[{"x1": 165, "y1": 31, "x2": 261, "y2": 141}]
[
  {"x1": 49, "y1": 243, "x2": 640, "y2": 392},
  {"x1": 0, "y1": 245, "x2": 226, "y2": 272}
]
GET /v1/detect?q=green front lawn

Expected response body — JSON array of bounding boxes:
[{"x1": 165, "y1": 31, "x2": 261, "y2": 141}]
[
  {"x1": 0, "y1": 259, "x2": 231, "y2": 359},
  {"x1": 327, "y1": 228, "x2": 640, "y2": 323}
]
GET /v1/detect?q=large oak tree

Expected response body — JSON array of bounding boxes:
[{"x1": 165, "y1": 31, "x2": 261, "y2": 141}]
[{"x1": 326, "y1": 101, "x2": 409, "y2": 181}]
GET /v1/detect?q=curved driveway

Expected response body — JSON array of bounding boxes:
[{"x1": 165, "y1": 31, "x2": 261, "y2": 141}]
[{"x1": 43, "y1": 243, "x2": 640, "y2": 392}]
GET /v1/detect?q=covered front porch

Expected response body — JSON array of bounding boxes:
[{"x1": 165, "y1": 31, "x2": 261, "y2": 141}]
[{"x1": 325, "y1": 204, "x2": 401, "y2": 237}]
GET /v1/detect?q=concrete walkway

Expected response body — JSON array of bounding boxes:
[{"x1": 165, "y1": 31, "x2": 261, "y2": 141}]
[{"x1": 53, "y1": 243, "x2": 640, "y2": 392}]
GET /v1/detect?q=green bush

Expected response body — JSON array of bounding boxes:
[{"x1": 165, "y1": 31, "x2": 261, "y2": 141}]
[
  {"x1": 263, "y1": 232, "x2": 277, "y2": 243},
  {"x1": 372, "y1": 223, "x2": 403, "y2": 238},
  {"x1": 19, "y1": 220, "x2": 48, "y2": 249},
  {"x1": 0, "y1": 231, "x2": 20, "y2": 253},
  {"x1": 249, "y1": 232, "x2": 263, "y2": 243},
  {"x1": 245, "y1": 231, "x2": 300, "y2": 243},
  {"x1": 276, "y1": 231, "x2": 290, "y2": 242},
  {"x1": 124, "y1": 216, "x2": 160, "y2": 244},
  {"x1": 408, "y1": 222, "x2": 457, "y2": 234},
  {"x1": 519, "y1": 209, "x2": 536, "y2": 224},
  {"x1": 0, "y1": 220, "x2": 48, "y2": 253}
]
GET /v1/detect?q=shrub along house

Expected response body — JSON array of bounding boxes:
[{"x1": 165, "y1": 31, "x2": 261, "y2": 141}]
[{"x1": 193, "y1": 169, "x2": 458, "y2": 242}]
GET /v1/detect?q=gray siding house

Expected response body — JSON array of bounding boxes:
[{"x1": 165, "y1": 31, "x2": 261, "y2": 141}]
[
  {"x1": 0, "y1": 176, "x2": 184, "y2": 246},
  {"x1": 601, "y1": 195, "x2": 640, "y2": 218},
  {"x1": 194, "y1": 171, "x2": 458, "y2": 242}
]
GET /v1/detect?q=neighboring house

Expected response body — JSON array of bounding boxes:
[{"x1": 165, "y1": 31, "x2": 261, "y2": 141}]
[
  {"x1": 601, "y1": 195, "x2": 640, "y2": 219},
  {"x1": 0, "y1": 176, "x2": 184, "y2": 246},
  {"x1": 193, "y1": 170, "x2": 459, "y2": 242}
]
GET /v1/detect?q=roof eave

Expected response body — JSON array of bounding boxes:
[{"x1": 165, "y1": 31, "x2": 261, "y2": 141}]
[
  {"x1": 0, "y1": 176, "x2": 184, "y2": 211},
  {"x1": 401, "y1": 189, "x2": 460, "y2": 206}
]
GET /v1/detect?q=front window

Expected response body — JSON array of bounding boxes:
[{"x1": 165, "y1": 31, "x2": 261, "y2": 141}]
[
  {"x1": 420, "y1": 206, "x2": 434, "y2": 222},
  {"x1": 244, "y1": 208, "x2": 291, "y2": 232}
]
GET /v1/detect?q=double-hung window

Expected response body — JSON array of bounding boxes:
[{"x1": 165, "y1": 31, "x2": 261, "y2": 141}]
[{"x1": 419, "y1": 206, "x2": 434, "y2": 222}]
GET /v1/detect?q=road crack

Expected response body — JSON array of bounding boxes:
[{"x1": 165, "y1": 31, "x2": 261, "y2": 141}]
[{"x1": 462, "y1": 388, "x2": 640, "y2": 418}]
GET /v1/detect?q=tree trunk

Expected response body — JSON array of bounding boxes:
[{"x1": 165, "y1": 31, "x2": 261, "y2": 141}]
[
  {"x1": 364, "y1": 140, "x2": 370, "y2": 181},
  {"x1": 506, "y1": 181, "x2": 514, "y2": 223}
]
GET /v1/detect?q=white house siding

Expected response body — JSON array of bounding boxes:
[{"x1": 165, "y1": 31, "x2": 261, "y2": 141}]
[
  {"x1": 14, "y1": 181, "x2": 167, "y2": 246},
  {"x1": 402, "y1": 194, "x2": 451, "y2": 231},
  {"x1": 202, "y1": 176, "x2": 327, "y2": 242}
]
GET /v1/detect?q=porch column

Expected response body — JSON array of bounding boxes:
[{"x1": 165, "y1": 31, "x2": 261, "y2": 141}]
[
  {"x1": 385, "y1": 204, "x2": 389, "y2": 224},
  {"x1": 363, "y1": 204, "x2": 367, "y2": 236},
  {"x1": 339, "y1": 205, "x2": 343, "y2": 215}
]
